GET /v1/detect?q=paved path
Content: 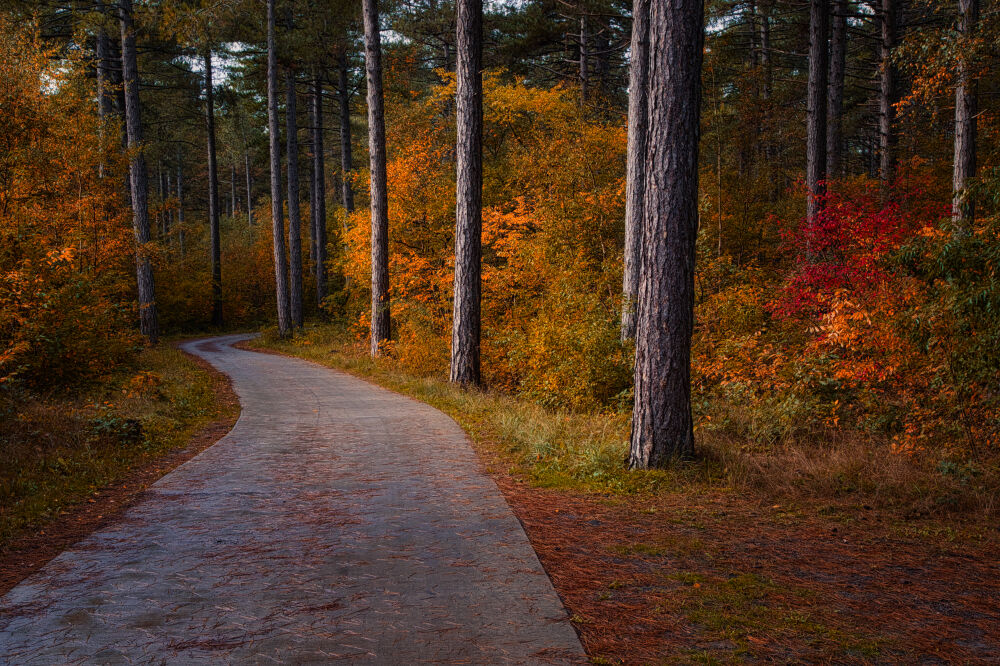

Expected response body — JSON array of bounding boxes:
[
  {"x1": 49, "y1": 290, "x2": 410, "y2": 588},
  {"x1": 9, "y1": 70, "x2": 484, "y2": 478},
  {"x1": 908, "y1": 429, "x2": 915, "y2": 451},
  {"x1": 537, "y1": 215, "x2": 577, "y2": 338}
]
[{"x1": 0, "y1": 335, "x2": 585, "y2": 664}]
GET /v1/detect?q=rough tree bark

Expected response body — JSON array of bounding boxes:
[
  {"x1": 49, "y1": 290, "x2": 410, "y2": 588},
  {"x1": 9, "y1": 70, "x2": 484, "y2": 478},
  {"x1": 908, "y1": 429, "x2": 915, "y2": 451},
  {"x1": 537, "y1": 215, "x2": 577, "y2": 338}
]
[
  {"x1": 176, "y1": 156, "x2": 185, "y2": 257},
  {"x1": 627, "y1": 0, "x2": 704, "y2": 469},
  {"x1": 286, "y1": 71, "x2": 304, "y2": 328},
  {"x1": 827, "y1": 0, "x2": 847, "y2": 178},
  {"x1": 338, "y1": 51, "x2": 355, "y2": 214},
  {"x1": 450, "y1": 0, "x2": 484, "y2": 386},
  {"x1": 806, "y1": 0, "x2": 829, "y2": 228},
  {"x1": 118, "y1": 0, "x2": 159, "y2": 343},
  {"x1": 205, "y1": 50, "x2": 223, "y2": 328},
  {"x1": 312, "y1": 76, "x2": 328, "y2": 304},
  {"x1": 953, "y1": 0, "x2": 978, "y2": 225},
  {"x1": 244, "y1": 151, "x2": 253, "y2": 228},
  {"x1": 94, "y1": 1, "x2": 114, "y2": 134},
  {"x1": 579, "y1": 14, "x2": 589, "y2": 104},
  {"x1": 878, "y1": 0, "x2": 896, "y2": 200},
  {"x1": 267, "y1": 0, "x2": 291, "y2": 337},
  {"x1": 621, "y1": 0, "x2": 650, "y2": 342},
  {"x1": 363, "y1": 0, "x2": 391, "y2": 356}
]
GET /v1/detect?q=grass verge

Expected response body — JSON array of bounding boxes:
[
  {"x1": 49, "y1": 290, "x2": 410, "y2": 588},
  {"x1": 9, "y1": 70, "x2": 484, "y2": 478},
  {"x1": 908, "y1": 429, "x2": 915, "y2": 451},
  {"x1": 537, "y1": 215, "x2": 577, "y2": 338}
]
[
  {"x1": 0, "y1": 342, "x2": 237, "y2": 553},
  {"x1": 252, "y1": 322, "x2": 998, "y2": 523}
]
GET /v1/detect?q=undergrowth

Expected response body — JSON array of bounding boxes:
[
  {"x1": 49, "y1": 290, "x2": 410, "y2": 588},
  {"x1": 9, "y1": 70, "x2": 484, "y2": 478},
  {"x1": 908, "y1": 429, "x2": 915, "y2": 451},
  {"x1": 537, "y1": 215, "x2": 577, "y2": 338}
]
[{"x1": 0, "y1": 343, "x2": 229, "y2": 548}]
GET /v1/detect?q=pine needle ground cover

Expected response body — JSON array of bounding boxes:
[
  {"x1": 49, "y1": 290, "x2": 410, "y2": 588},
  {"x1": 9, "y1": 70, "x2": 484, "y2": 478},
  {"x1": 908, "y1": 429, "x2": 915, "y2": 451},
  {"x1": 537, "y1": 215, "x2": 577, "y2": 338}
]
[{"x1": 255, "y1": 324, "x2": 1000, "y2": 664}]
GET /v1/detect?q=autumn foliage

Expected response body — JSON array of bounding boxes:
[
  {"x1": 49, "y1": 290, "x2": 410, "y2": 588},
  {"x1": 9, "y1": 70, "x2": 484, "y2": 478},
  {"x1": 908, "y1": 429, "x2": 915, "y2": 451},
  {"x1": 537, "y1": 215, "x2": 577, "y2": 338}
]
[{"x1": 0, "y1": 22, "x2": 138, "y2": 387}]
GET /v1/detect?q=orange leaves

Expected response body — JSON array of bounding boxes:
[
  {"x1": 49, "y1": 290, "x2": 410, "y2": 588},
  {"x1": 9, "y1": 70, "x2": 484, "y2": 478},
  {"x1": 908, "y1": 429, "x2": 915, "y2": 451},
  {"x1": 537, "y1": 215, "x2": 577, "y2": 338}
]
[{"x1": 0, "y1": 18, "x2": 137, "y2": 387}]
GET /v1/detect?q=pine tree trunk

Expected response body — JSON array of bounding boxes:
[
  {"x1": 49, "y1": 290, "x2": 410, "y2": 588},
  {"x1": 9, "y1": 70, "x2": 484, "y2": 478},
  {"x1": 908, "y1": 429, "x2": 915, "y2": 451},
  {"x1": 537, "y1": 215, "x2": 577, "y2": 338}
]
[
  {"x1": 759, "y1": 0, "x2": 772, "y2": 99},
  {"x1": 806, "y1": 0, "x2": 829, "y2": 228},
  {"x1": 621, "y1": 0, "x2": 650, "y2": 342},
  {"x1": 313, "y1": 76, "x2": 329, "y2": 304},
  {"x1": 286, "y1": 71, "x2": 304, "y2": 328},
  {"x1": 363, "y1": 0, "x2": 391, "y2": 356},
  {"x1": 579, "y1": 15, "x2": 589, "y2": 104},
  {"x1": 627, "y1": 0, "x2": 703, "y2": 469},
  {"x1": 267, "y1": 0, "x2": 291, "y2": 337},
  {"x1": 953, "y1": 0, "x2": 978, "y2": 225},
  {"x1": 231, "y1": 163, "x2": 237, "y2": 215},
  {"x1": 338, "y1": 51, "x2": 355, "y2": 214},
  {"x1": 827, "y1": 0, "x2": 846, "y2": 178},
  {"x1": 118, "y1": 0, "x2": 159, "y2": 343},
  {"x1": 94, "y1": 1, "x2": 114, "y2": 134},
  {"x1": 450, "y1": 0, "x2": 483, "y2": 386},
  {"x1": 878, "y1": 0, "x2": 895, "y2": 200},
  {"x1": 176, "y1": 157, "x2": 185, "y2": 257},
  {"x1": 245, "y1": 151, "x2": 254, "y2": 228},
  {"x1": 205, "y1": 50, "x2": 223, "y2": 328}
]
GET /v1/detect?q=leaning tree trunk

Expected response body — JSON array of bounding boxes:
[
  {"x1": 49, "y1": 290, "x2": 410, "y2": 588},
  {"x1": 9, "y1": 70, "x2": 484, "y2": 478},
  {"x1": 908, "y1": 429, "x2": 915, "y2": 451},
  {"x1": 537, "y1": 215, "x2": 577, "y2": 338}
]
[
  {"x1": 953, "y1": 0, "x2": 978, "y2": 226},
  {"x1": 878, "y1": 0, "x2": 896, "y2": 201},
  {"x1": 363, "y1": 0, "x2": 391, "y2": 356},
  {"x1": 450, "y1": 0, "x2": 484, "y2": 386},
  {"x1": 119, "y1": 0, "x2": 159, "y2": 343},
  {"x1": 205, "y1": 50, "x2": 223, "y2": 328},
  {"x1": 338, "y1": 51, "x2": 355, "y2": 214},
  {"x1": 286, "y1": 71, "x2": 304, "y2": 328},
  {"x1": 621, "y1": 0, "x2": 650, "y2": 342},
  {"x1": 806, "y1": 0, "x2": 829, "y2": 229},
  {"x1": 627, "y1": 0, "x2": 704, "y2": 469},
  {"x1": 312, "y1": 76, "x2": 328, "y2": 304},
  {"x1": 267, "y1": 0, "x2": 291, "y2": 337},
  {"x1": 827, "y1": 0, "x2": 847, "y2": 179}
]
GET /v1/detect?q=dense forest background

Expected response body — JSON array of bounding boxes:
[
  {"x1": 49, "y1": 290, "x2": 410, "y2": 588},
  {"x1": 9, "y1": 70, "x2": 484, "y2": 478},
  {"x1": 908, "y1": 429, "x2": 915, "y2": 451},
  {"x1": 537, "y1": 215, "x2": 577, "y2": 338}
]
[{"x1": 2, "y1": 0, "x2": 998, "y2": 463}]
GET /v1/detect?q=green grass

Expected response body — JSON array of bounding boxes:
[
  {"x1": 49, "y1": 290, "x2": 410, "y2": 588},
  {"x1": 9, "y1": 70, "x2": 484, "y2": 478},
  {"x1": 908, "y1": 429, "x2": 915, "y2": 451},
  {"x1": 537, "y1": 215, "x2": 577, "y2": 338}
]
[{"x1": 0, "y1": 343, "x2": 231, "y2": 548}]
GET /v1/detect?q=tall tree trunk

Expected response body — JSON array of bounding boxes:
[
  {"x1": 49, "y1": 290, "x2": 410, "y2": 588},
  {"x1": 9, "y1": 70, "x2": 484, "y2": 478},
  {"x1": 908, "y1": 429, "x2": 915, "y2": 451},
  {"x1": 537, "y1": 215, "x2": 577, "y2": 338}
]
[
  {"x1": 579, "y1": 14, "x2": 589, "y2": 104},
  {"x1": 759, "y1": 0, "x2": 772, "y2": 99},
  {"x1": 313, "y1": 76, "x2": 328, "y2": 304},
  {"x1": 827, "y1": 0, "x2": 847, "y2": 178},
  {"x1": 205, "y1": 50, "x2": 223, "y2": 328},
  {"x1": 176, "y1": 156, "x2": 185, "y2": 257},
  {"x1": 628, "y1": 0, "x2": 704, "y2": 469},
  {"x1": 338, "y1": 51, "x2": 355, "y2": 214},
  {"x1": 806, "y1": 0, "x2": 829, "y2": 228},
  {"x1": 231, "y1": 163, "x2": 237, "y2": 215},
  {"x1": 245, "y1": 151, "x2": 254, "y2": 228},
  {"x1": 118, "y1": 0, "x2": 159, "y2": 343},
  {"x1": 286, "y1": 72, "x2": 304, "y2": 328},
  {"x1": 878, "y1": 0, "x2": 895, "y2": 200},
  {"x1": 450, "y1": 0, "x2": 484, "y2": 386},
  {"x1": 364, "y1": 0, "x2": 391, "y2": 356},
  {"x1": 94, "y1": 0, "x2": 114, "y2": 169},
  {"x1": 267, "y1": 0, "x2": 291, "y2": 336},
  {"x1": 953, "y1": 0, "x2": 978, "y2": 225},
  {"x1": 621, "y1": 0, "x2": 650, "y2": 341}
]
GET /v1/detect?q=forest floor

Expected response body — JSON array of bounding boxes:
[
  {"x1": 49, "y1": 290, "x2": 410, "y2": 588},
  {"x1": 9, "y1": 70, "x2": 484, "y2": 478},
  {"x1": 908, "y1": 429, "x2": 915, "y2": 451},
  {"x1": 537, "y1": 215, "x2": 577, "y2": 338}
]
[
  {"x1": 0, "y1": 341, "x2": 239, "y2": 595},
  {"x1": 255, "y1": 324, "x2": 1000, "y2": 665}
]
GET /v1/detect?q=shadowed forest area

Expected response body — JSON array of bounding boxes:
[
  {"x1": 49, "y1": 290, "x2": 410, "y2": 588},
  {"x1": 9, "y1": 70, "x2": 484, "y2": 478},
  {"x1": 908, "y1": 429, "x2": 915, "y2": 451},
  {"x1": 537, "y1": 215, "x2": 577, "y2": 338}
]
[{"x1": 2, "y1": 0, "x2": 1000, "y2": 661}]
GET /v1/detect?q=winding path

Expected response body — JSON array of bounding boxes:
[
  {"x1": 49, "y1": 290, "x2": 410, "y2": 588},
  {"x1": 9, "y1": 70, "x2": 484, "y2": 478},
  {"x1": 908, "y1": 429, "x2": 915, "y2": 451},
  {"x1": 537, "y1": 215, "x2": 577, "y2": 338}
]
[{"x1": 0, "y1": 334, "x2": 585, "y2": 664}]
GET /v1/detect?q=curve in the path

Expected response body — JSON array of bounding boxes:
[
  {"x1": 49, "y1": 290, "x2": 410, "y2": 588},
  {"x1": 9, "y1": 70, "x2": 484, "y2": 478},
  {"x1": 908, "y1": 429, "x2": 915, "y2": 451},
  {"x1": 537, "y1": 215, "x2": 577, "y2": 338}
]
[{"x1": 0, "y1": 334, "x2": 585, "y2": 664}]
